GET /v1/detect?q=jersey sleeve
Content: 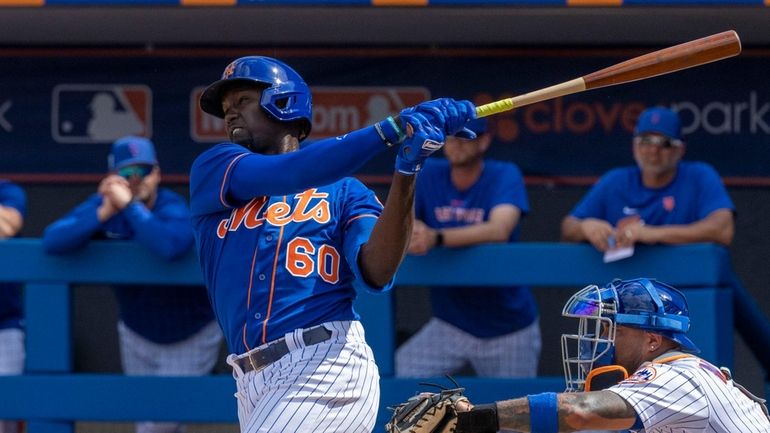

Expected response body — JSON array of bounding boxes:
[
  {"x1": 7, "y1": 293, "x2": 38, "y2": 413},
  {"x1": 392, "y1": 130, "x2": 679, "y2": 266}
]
[
  {"x1": 607, "y1": 363, "x2": 709, "y2": 431},
  {"x1": 694, "y1": 163, "x2": 735, "y2": 219},
  {"x1": 0, "y1": 181, "x2": 27, "y2": 217},
  {"x1": 42, "y1": 195, "x2": 104, "y2": 254},
  {"x1": 189, "y1": 143, "x2": 251, "y2": 216},
  {"x1": 190, "y1": 127, "x2": 389, "y2": 217},
  {"x1": 339, "y1": 178, "x2": 393, "y2": 294},
  {"x1": 569, "y1": 171, "x2": 618, "y2": 220},
  {"x1": 490, "y1": 162, "x2": 529, "y2": 215},
  {"x1": 123, "y1": 190, "x2": 195, "y2": 261}
]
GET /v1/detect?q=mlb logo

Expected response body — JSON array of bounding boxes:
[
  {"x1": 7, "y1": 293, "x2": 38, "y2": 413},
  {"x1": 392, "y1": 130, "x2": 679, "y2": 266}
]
[{"x1": 52, "y1": 84, "x2": 152, "y2": 143}]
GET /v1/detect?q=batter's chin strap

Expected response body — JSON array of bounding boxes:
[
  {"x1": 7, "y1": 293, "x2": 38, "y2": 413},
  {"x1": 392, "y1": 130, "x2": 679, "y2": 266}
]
[{"x1": 720, "y1": 367, "x2": 770, "y2": 422}]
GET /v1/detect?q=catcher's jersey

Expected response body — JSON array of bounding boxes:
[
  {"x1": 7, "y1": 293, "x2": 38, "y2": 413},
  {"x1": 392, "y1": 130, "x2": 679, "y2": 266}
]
[
  {"x1": 190, "y1": 143, "x2": 392, "y2": 354},
  {"x1": 608, "y1": 353, "x2": 770, "y2": 432}
]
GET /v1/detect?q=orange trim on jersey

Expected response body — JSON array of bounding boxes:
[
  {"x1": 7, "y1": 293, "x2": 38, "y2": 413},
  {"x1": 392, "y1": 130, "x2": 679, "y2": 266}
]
[
  {"x1": 653, "y1": 354, "x2": 693, "y2": 364},
  {"x1": 344, "y1": 214, "x2": 379, "y2": 230},
  {"x1": 261, "y1": 196, "x2": 288, "y2": 345},
  {"x1": 241, "y1": 245, "x2": 260, "y2": 351},
  {"x1": 219, "y1": 153, "x2": 248, "y2": 208}
]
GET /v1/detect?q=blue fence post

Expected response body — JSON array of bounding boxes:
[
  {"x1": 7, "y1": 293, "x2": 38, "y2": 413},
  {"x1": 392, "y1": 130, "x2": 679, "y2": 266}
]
[{"x1": 25, "y1": 282, "x2": 74, "y2": 433}]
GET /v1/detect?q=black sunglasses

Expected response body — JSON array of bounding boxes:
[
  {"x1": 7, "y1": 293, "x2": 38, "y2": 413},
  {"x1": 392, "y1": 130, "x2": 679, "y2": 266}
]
[
  {"x1": 118, "y1": 165, "x2": 154, "y2": 179},
  {"x1": 633, "y1": 135, "x2": 683, "y2": 149}
]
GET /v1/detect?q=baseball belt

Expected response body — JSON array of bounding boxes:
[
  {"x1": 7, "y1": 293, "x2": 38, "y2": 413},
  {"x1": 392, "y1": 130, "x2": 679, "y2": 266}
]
[{"x1": 233, "y1": 325, "x2": 333, "y2": 374}]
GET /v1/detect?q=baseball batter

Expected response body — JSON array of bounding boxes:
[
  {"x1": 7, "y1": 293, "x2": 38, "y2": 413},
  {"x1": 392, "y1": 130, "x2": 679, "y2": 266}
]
[
  {"x1": 190, "y1": 56, "x2": 476, "y2": 433},
  {"x1": 0, "y1": 179, "x2": 26, "y2": 433},
  {"x1": 454, "y1": 278, "x2": 770, "y2": 433}
]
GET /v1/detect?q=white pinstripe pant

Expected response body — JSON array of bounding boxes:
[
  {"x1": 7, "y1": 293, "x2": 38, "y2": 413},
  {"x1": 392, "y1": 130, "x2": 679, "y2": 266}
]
[
  {"x1": 396, "y1": 317, "x2": 541, "y2": 378},
  {"x1": 227, "y1": 321, "x2": 380, "y2": 433},
  {"x1": 118, "y1": 320, "x2": 224, "y2": 433},
  {"x1": 0, "y1": 328, "x2": 24, "y2": 433}
]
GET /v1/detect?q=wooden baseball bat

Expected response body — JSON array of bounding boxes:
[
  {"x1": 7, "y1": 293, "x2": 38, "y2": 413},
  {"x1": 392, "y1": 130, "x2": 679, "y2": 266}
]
[{"x1": 475, "y1": 30, "x2": 742, "y2": 118}]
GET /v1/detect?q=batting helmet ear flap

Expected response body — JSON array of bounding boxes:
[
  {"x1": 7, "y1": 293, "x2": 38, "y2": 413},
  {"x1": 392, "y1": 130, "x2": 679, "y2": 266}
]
[{"x1": 200, "y1": 56, "x2": 313, "y2": 141}]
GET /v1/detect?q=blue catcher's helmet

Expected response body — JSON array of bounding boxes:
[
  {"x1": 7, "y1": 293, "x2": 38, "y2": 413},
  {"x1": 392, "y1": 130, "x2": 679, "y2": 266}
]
[
  {"x1": 561, "y1": 278, "x2": 699, "y2": 392},
  {"x1": 612, "y1": 278, "x2": 697, "y2": 352},
  {"x1": 200, "y1": 56, "x2": 313, "y2": 140}
]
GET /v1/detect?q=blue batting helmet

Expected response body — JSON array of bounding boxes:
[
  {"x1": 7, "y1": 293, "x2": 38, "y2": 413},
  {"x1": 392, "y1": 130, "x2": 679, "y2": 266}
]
[{"x1": 200, "y1": 56, "x2": 313, "y2": 140}]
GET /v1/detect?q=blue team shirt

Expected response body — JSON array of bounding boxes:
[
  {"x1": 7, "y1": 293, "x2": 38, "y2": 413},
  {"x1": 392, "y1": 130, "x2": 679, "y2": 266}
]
[
  {"x1": 415, "y1": 159, "x2": 538, "y2": 338},
  {"x1": 42, "y1": 189, "x2": 214, "y2": 344},
  {"x1": 0, "y1": 180, "x2": 26, "y2": 330},
  {"x1": 190, "y1": 143, "x2": 393, "y2": 354},
  {"x1": 570, "y1": 161, "x2": 735, "y2": 226}
]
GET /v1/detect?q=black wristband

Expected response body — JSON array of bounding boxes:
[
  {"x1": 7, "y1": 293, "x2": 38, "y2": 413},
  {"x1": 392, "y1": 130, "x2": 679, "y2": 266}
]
[
  {"x1": 456, "y1": 403, "x2": 499, "y2": 433},
  {"x1": 435, "y1": 230, "x2": 444, "y2": 247}
]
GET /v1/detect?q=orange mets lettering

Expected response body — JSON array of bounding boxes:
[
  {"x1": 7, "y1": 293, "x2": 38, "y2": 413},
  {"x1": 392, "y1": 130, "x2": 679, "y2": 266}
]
[
  {"x1": 217, "y1": 197, "x2": 268, "y2": 238},
  {"x1": 216, "y1": 189, "x2": 331, "y2": 238},
  {"x1": 292, "y1": 189, "x2": 331, "y2": 223}
]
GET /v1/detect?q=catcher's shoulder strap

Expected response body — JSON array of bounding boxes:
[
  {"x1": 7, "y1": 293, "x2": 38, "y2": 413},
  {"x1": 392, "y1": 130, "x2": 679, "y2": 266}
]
[{"x1": 719, "y1": 367, "x2": 770, "y2": 422}]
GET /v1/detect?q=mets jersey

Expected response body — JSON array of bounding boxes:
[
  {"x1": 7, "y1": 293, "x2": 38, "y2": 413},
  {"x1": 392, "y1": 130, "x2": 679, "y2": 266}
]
[
  {"x1": 608, "y1": 353, "x2": 770, "y2": 432},
  {"x1": 189, "y1": 142, "x2": 393, "y2": 354},
  {"x1": 0, "y1": 180, "x2": 26, "y2": 330},
  {"x1": 414, "y1": 158, "x2": 536, "y2": 338},
  {"x1": 570, "y1": 161, "x2": 734, "y2": 226}
]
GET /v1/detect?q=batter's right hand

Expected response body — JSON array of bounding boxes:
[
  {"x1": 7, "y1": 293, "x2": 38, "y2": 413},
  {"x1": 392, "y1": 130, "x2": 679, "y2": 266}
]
[{"x1": 579, "y1": 218, "x2": 615, "y2": 252}]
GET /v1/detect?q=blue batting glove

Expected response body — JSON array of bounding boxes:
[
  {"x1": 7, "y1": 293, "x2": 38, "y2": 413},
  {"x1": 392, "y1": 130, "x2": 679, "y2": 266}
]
[
  {"x1": 404, "y1": 98, "x2": 477, "y2": 139},
  {"x1": 395, "y1": 111, "x2": 446, "y2": 175}
]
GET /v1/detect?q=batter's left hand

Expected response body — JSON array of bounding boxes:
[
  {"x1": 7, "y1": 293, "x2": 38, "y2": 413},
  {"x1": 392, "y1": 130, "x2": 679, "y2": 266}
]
[{"x1": 403, "y1": 98, "x2": 477, "y2": 139}]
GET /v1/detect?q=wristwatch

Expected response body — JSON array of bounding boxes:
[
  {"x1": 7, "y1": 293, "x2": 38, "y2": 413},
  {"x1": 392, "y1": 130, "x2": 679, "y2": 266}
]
[{"x1": 435, "y1": 230, "x2": 444, "y2": 247}]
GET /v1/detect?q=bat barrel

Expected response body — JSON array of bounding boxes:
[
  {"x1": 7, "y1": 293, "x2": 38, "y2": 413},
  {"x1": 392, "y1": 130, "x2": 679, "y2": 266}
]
[{"x1": 582, "y1": 30, "x2": 741, "y2": 90}]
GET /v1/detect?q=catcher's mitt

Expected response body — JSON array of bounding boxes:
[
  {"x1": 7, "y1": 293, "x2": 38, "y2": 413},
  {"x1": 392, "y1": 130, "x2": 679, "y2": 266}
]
[{"x1": 385, "y1": 388, "x2": 468, "y2": 433}]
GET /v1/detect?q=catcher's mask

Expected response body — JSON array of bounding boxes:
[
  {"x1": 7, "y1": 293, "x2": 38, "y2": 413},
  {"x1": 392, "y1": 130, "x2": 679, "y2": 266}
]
[
  {"x1": 561, "y1": 277, "x2": 698, "y2": 392},
  {"x1": 199, "y1": 56, "x2": 313, "y2": 141}
]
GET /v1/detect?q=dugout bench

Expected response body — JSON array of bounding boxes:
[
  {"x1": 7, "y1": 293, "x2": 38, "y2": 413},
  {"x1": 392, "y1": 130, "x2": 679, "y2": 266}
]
[{"x1": 0, "y1": 240, "x2": 735, "y2": 433}]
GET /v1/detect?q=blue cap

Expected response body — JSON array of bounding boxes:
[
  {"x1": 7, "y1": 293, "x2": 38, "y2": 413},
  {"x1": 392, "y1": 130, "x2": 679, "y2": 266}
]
[
  {"x1": 108, "y1": 136, "x2": 158, "y2": 171},
  {"x1": 634, "y1": 107, "x2": 682, "y2": 140},
  {"x1": 465, "y1": 117, "x2": 488, "y2": 136}
]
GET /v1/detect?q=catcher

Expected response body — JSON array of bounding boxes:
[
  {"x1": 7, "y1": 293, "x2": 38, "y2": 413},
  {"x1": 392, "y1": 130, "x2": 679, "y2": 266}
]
[{"x1": 387, "y1": 278, "x2": 770, "y2": 433}]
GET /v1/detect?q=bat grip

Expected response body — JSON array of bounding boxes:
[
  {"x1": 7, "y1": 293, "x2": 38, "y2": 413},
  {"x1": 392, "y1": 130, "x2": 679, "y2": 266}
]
[{"x1": 475, "y1": 99, "x2": 515, "y2": 118}]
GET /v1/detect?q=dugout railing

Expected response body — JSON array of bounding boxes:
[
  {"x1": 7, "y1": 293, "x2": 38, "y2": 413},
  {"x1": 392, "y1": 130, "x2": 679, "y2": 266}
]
[{"x1": 0, "y1": 240, "x2": 744, "y2": 432}]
